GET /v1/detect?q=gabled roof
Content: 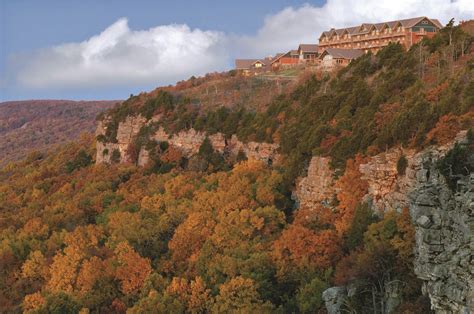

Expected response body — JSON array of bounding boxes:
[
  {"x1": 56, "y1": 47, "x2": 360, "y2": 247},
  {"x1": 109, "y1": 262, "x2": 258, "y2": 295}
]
[
  {"x1": 335, "y1": 28, "x2": 347, "y2": 36},
  {"x1": 319, "y1": 16, "x2": 443, "y2": 40},
  {"x1": 387, "y1": 20, "x2": 401, "y2": 28},
  {"x1": 298, "y1": 44, "x2": 319, "y2": 53},
  {"x1": 345, "y1": 26, "x2": 359, "y2": 35},
  {"x1": 252, "y1": 60, "x2": 266, "y2": 65},
  {"x1": 235, "y1": 54, "x2": 281, "y2": 69},
  {"x1": 274, "y1": 53, "x2": 285, "y2": 59},
  {"x1": 235, "y1": 59, "x2": 259, "y2": 69},
  {"x1": 270, "y1": 50, "x2": 298, "y2": 64},
  {"x1": 374, "y1": 22, "x2": 388, "y2": 31},
  {"x1": 320, "y1": 48, "x2": 364, "y2": 60},
  {"x1": 235, "y1": 59, "x2": 258, "y2": 69},
  {"x1": 398, "y1": 16, "x2": 442, "y2": 28}
]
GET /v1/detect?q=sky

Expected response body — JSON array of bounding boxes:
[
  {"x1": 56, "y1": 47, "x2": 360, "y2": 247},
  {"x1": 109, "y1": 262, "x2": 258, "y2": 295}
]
[{"x1": 1, "y1": 0, "x2": 473, "y2": 101}]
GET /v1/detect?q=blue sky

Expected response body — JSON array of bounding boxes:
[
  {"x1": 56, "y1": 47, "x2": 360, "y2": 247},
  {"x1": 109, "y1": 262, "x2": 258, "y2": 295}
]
[{"x1": 1, "y1": 0, "x2": 472, "y2": 101}]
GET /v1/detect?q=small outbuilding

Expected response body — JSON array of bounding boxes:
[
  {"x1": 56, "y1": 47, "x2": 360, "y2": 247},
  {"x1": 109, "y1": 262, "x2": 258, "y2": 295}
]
[
  {"x1": 298, "y1": 44, "x2": 319, "y2": 64},
  {"x1": 319, "y1": 48, "x2": 364, "y2": 69}
]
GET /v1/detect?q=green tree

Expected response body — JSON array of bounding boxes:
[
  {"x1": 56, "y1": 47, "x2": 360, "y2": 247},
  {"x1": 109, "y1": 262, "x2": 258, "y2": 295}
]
[
  {"x1": 296, "y1": 277, "x2": 328, "y2": 313},
  {"x1": 65, "y1": 149, "x2": 93, "y2": 173},
  {"x1": 38, "y1": 293, "x2": 81, "y2": 314},
  {"x1": 212, "y1": 277, "x2": 273, "y2": 313}
]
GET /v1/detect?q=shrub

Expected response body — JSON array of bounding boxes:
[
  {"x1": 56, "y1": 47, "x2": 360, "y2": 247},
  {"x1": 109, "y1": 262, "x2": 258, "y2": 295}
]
[
  {"x1": 236, "y1": 149, "x2": 247, "y2": 162},
  {"x1": 42, "y1": 293, "x2": 81, "y2": 314},
  {"x1": 65, "y1": 150, "x2": 93, "y2": 173},
  {"x1": 437, "y1": 142, "x2": 474, "y2": 191},
  {"x1": 397, "y1": 155, "x2": 408, "y2": 176},
  {"x1": 296, "y1": 277, "x2": 328, "y2": 313},
  {"x1": 111, "y1": 149, "x2": 121, "y2": 164}
]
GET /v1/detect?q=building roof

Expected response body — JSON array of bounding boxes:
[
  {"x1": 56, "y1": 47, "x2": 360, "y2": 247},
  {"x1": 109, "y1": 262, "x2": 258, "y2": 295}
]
[
  {"x1": 298, "y1": 44, "x2": 319, "y2": 53},
  {"x1": 235, "y1": 55, "x2": 278, "y2": 69},
  {"x1": 320, "y1": 48, "x2": 365, "y2": 60},
  {"x1": 319, "y1": 16, "x2": 443, "y2": 39},
  {"x1": 270, "y1": 50, "x2": 299, "y2": 64},
  {"x1": 235, "y1": 59, "x2": 259, "y2": 69}
]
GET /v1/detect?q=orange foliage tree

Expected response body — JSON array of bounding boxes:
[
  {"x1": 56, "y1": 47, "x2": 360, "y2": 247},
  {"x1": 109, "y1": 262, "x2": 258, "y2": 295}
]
[
  {"x1": 114, "y1": 241, "x2": 152, "y2": 295},
  {"x1": 334, "y1": 155, "x2": 369, "y2": 235},
  {"x1": 273, "y1": 225, "x2": 341, "y2": 282}
]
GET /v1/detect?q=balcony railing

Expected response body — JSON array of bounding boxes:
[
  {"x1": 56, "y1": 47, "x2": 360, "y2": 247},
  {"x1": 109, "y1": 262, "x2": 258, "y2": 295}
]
[{"x1": 321, "y1": 33, "x2": 406, "y2": 44}]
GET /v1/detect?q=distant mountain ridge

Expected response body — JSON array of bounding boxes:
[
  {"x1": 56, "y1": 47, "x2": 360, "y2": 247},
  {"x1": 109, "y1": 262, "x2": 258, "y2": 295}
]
[{"x1": 0, "y1": 99, "x2": 118, "y2": 166}]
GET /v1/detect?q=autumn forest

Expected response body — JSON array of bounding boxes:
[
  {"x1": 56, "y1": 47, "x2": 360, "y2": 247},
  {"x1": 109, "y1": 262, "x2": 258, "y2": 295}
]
[{"x1": 0, "y1": 20, "x2": 473, "y2": 313}]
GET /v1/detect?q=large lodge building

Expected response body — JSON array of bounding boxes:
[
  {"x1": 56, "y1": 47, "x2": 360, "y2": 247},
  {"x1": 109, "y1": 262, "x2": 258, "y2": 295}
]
[
  {"x1": 318, "y1": 16, "x2": 443, "y2": 53},
  {"x1": 235, "y1": 16, "x2": 443, "y2": 73}
]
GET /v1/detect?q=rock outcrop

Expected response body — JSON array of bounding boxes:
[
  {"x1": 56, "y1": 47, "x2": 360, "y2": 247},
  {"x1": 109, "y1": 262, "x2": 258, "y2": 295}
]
[
  {"x1": 96, "y1": 115, "x2": 147, "y2": 164},
  {"x1": 96, "y1": 115, "x2": 280, "y2": 166},
  {"x1": 358, "y1": 131, "x2": 467, "y2": 214},
  {"x1": 322, "y1": 286, "x2": 347, "y2": 314},
  {"x1": 409, "y1": 162, "x2": 473, "y2": 313},
  {"x1": 293, "y1": 156, "x2": 336, "y2": 209},
  {"x1": 295, "y1": 131, "x2": 472, "y2": 313}
]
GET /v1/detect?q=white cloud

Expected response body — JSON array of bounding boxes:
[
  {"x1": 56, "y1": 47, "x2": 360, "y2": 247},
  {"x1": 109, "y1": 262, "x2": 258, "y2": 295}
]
[
  {"x1": 10, "y1": 18, "x2": 228, "y2": 89},
  {"x1": 6, "y1": 0, "x2": 474, "y2": 92}
]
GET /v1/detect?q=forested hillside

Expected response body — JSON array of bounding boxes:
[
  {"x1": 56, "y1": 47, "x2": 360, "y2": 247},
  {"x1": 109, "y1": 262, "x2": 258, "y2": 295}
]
[
  {"x1": 0, "y1": 100, "x2": 116, "y2": 166},
  {"x1": 0, "y1": 21, "x2": 473, "y2": 313}
]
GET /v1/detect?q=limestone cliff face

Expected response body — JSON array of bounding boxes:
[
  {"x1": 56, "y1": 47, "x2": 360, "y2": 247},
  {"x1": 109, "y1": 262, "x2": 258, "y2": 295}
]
[
  {"x1": 95, "y1": 115, "x2": 279, "y2": 166},
  {"x1": 409, "y1": 160, "x2": 473, "y2": 313},
  {"x1": 293, "y1": 156, "x2": 336, "y2": 209},
  {"x1": 96, "y1": 115, "x2": 147, "y2": 164},
  {"x1": 294, "y1": 131, "x2": 472, "y2": 313}
]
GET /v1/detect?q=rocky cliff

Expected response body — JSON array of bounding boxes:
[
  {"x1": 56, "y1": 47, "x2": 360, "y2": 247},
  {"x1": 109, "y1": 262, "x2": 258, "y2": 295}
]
[
  {"x1": 97, "y1": 112, "x2": 473, "y2": 312},
  {"x1": 409, "y1": 154, "x2": 473, "y2": 313},
  {"x1": 95, "y1": 114, "x2": 280, "y2": 166},
  {"x1": 96, "y1": 115, "x2": 147, "y2": 164},
  {"x1": 294, "y1": 131, "x2": 472, "y2": 313}
]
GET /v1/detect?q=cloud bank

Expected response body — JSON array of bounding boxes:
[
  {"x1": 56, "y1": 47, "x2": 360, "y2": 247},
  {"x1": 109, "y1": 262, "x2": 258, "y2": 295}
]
[
  {"x1": 6, "y1": 0, "x2": 474, "y2": 93},
  {"x1": 10, "y1": 18, "x2": 228, "y2": 89}
]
